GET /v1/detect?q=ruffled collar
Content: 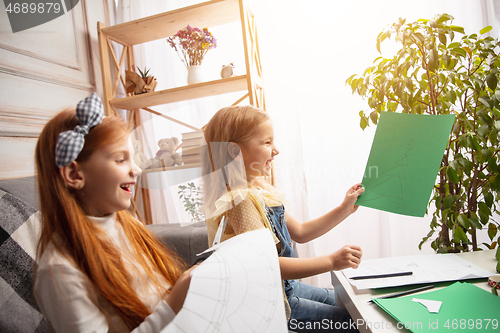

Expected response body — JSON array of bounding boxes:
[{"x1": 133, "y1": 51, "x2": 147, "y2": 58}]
[{"x1": 207, "y1": 186, "x2": 285, "y2": 220}]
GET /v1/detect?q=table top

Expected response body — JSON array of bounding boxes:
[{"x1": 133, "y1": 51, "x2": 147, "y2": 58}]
[{"x1": 330, "y1": 250, "x2": 498, "y2": 333}]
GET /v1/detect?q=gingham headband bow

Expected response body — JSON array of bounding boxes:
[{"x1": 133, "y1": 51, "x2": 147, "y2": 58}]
[{"x1": 55, "y1": 93, "x2": 104, "y2": 168}]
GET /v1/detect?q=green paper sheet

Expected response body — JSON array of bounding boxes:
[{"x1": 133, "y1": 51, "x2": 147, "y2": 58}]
[
  {"x1": 357, "y1": 112, "x2": 455, "y2": 217},
  {"x1": 373, "y1": 282, "x2": 500, "y2": 332}
]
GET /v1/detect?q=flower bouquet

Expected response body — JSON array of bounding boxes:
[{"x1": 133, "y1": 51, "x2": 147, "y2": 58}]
[{"x1": 167, "y1": 25, "x2": 217, "y2": 67}]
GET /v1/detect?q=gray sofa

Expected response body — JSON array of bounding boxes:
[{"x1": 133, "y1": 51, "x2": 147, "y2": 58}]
[{"x1": 0, "y1": 176, "x2": 209, "y2": 333}]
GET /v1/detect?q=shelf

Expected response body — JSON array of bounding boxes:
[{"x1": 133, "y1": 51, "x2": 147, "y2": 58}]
[
  {"x1": 110, "y1": 75, "x2": 248, "y2": 109},
  {"x1": 102, "y1": 0, "x2": 240, "y2": 45},
  {"x1": 141, "y1": 163, "x2": 202, "y2": 174}
]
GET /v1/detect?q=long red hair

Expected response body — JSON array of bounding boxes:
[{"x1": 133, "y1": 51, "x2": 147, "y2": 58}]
[{"x1": 35, "y1": 109, "x2": 186, "y2": 329}]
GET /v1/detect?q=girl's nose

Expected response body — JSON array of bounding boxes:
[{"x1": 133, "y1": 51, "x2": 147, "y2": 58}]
[
  {"x1": 130, "y1": 159, "x2": 142, "y2": 178},
  {"x1": 273, "y1": 146, "x2": 279, "y2": 156}
]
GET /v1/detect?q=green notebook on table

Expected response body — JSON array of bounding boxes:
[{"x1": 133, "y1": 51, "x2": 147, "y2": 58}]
[{"x1": 373, "y1": 282, "x2": 500, "y2": 332}]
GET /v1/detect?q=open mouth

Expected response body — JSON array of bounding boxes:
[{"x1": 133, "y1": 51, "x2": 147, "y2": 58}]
[{"x1": 120, "y1": 183, "x2": 134, "y2": 193}]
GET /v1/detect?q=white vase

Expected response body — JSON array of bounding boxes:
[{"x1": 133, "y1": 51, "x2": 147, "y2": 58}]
[{"x1": 187, "y1": 65, "x2": 204, "y2": 85}]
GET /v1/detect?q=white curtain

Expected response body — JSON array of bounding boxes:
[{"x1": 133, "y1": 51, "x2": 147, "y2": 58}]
[{"x1": 115, "y1": 0, "x2": 499, "y2": 287}]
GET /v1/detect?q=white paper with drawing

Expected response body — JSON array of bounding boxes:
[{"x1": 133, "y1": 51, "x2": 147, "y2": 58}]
[
  {"x1": 161, "y1": 228, "x2": 287, "y2": 333},
  {"x1": 342, "y1": 253, "x2": 492, "y2": 289}
]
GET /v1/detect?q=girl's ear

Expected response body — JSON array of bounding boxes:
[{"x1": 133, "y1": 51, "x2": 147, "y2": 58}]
[
  {"x1": 227, "y1": 142, "x2": 241, "y2": 159},
  {"x1": 59, "y1": 161, "x2": 85, "y2": 190}
]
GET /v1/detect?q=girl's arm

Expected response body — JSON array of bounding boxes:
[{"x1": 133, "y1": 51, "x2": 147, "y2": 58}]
[
  {"x1": 286, "y1": 183, "x2": 364, "y2": 243},
  {"x1": 278, "y1": 245, "x2": 362, "y2": 280}
]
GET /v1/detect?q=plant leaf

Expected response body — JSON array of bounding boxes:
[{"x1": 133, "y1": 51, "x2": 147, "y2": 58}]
[
  {"x1": 478, "y1": 202, "x2": 492, "y2": 216},
  {"x1": 436, "y1": 13, "x2": 454, "y2": 24},
  {"x1": 479, "y1": 96, "x2": 492, "y2": 108},
  {"x1": 443, "y1": 195, "x2": 454, "y2": 209},
  {"x1": 458, "y1": 214, "x2": 470, "y2": 229},
  {"x1": 450, "y1": 25, "x2": 465, "y2": 34},
  {"x1": 370, "y1": 111, "x2": 378, "y2": 124},
  {"x1": 360, "y1": 116, "x2": 368, "y2": 130},
  {"x1": 484, "y1": 192, "x2": 494, "y2": 207},
  {"x1": 447, "y1": 167, "x2": 459, "y2": 184},
  {"x1": 451, "y1": 47, "x2": 467, "y2": 58},
  {"x1": 453, "y1": 226, "x2": 469, "y2": 243},
  {"x1": 376, "y1": 31, "x2": 388, "y2": 54},
  {"x1": 469, "y1": 217, "x2": 482, "y2": 230},
  {"x1": 486, "y1": 74, "x2": 498, "y2": 91},
  {"x1": 480, "y1": 26, "x2": 492, "y2": 35},
  {"x1": 488, "y1": 223, "x2": 498, "y2": 240},
  {"x1": 468, "y1": 136, "x2": 482, "y2": 151},
  {"x1": 479, "y1": 211, "x2": 490, "y2": 225},
  {"x1": 346, "y1": 74, "x2": 357, "y2": 85},
  {"x1": 438, "y1": 32, "x2": 447, "y2": 46}
]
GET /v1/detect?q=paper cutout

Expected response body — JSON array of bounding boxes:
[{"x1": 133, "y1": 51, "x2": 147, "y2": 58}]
[
  {"x1": 161, "y1": 229, "x2": 287, "y2": 333},
  {"x1": 411, "y1": 298, "x2": 442, "y2": 313},
  {"x1": 357, "y1": 112, "x2": 455, "y2": 217},
  {"x1": 374, "y1": 282, "x2": 500, "y2": 333},
  {"x1": 343, "y1": 253, "x2": 492, "y2": 289}
]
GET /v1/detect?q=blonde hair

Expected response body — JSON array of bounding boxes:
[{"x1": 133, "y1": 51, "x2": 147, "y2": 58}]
[
  {"x1": 202, "y1": 105, "x2": 269, "y2": 216},
  {"x1": 35, "y1": 109, "x2": 186, "y2": 330}
]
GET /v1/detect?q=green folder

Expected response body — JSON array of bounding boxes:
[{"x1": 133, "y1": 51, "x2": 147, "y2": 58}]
[
  {"x1": 357, "y1": 112, "x2": 455, "y2": 217},
  {"x1": 373, "y1": 282, "x2": 500, "y2": 332}
]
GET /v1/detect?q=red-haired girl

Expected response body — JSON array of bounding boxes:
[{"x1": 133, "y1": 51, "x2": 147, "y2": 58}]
[{"x1": 34, "y1": 93, "x2": 193, "y2": 332}]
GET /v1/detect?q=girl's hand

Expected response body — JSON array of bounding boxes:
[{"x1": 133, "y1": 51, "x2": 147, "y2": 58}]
[
  {"x1": 341, "y1": 183, "x2": 364, "y2": 215},
  {"x1": 165, "y1": 265, "x2": 198, "y2": 313},
  {"x1": 330, "y1": 245, "x2": 362, "y2": 271}
]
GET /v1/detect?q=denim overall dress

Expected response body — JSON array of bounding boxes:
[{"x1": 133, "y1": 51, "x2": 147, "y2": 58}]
[
  {"x1": 265, "y1": 204, "x2": 294, "y2": 295},
  {"x1": 265, "y1": 203, "x2": 354, "y2": 332}
]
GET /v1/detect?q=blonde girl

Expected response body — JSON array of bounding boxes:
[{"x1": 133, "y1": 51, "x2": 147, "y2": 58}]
[
  {"x1": 34, "y1": 93, "x2": 193, "y2": 332},
  {"x1": 202, "y1": 105, "x2": 363, "y2": 333}
]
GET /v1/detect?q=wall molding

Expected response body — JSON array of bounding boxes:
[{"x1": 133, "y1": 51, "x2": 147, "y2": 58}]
[
  {"x1": 0, "y1": 110, "x2": 50, "y2": 137},
  {"x1": 0, "y1": 42, "x2": 82, "y2": 71},
  {"x1": 0, "y1": 66, "x2": 94, "y2": 91}
]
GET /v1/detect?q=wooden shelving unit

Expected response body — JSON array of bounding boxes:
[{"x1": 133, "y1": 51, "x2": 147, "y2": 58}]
[
  {"x1": 141, "y1": 163, "x2": 203, "y2": 174},
  {"x1": 97, "y1": 0, "x2": 266, "y2": 224},
  {"x1": 110, "y1": 75, "x2": 249, "y2": 109}
]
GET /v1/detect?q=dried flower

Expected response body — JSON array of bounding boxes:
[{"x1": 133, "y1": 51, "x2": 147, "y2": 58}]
[{"x1": 167, "y1": 25, "x2": 217, "y2": 67}]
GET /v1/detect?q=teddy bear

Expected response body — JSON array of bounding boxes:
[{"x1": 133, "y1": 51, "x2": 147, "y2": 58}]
[
  {"x1": 151, "y1": 137, "x2": 181, "y2": 168},
  {"x1": 131, "y1": 137, "x2": 153, "y2": 170}
]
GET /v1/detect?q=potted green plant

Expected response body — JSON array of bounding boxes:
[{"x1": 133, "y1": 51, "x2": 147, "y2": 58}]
[
  {"x1": 347, "y1": 14, "x2": 500, "y2": 253},
  {"x1": 136, "y1": 66, "x2": 152, "y2": 83},
  {"x1": 125, "y1": 66, "x2": 157, "y2": 95},
  {"x1": 178, "y1": 182, "x2": 205, "y2": 223}
]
